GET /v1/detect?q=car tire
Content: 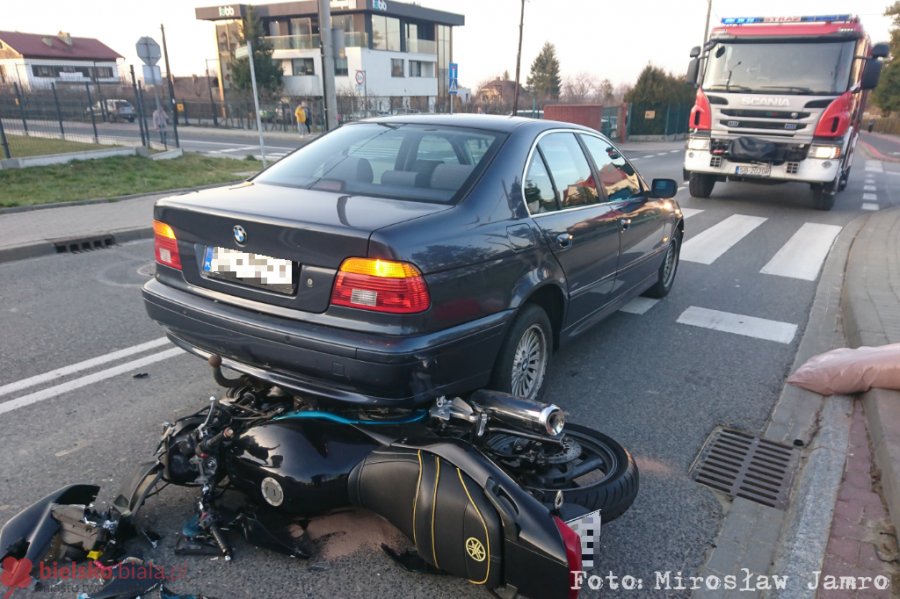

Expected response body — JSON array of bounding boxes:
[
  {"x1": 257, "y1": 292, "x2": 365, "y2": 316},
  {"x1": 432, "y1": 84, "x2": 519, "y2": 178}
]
[
  {"x1": 519, "y1": 424, "x2": 639, "y2": 523},
  {"x1": 812, "y1": 181, "x2": 836, "y2": 211},
  {"x1": 491, "y1": 303, "x2": 552, "y2": 401},
  {"x1": 643, "y1": 234, "x2": 681, "y2": 299},
  {"x1": 689, "y1": 173, "x2": 716, "y2": 198}
]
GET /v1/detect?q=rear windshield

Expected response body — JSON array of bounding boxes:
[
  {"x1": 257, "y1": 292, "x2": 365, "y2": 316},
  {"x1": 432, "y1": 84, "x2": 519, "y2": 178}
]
[{"x1": 255, "y1": 123, "x2": 505, "y2": 202}]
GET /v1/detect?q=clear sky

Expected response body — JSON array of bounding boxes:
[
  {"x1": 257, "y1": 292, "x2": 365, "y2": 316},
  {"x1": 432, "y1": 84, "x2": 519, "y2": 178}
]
[{"x1": 2, "y1": 0, "x2": 894, "y2": 88}]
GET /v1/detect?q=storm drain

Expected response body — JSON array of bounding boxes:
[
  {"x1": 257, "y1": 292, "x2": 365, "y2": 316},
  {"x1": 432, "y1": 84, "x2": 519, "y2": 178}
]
[
  {"x1": 54, "y1": 234, "x2": 115, "y2": 254},
  {"x1": 690, "y1": 427, "x2": 799, "y2": 510}
]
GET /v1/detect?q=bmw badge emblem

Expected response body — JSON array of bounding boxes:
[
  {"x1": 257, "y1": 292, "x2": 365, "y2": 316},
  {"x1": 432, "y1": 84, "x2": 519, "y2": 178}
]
[{"x1": 233, "y1": 225, "x2": 247, "y2": 246}]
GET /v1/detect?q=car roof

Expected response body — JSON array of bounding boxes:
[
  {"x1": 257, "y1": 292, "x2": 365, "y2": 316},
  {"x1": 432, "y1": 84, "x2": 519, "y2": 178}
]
[{"x1": 364, "y1": 113, "x2": 596, "y2": 135}]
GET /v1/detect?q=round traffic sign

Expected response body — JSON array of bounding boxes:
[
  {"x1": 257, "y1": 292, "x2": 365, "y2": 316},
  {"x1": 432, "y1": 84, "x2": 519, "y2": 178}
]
[{"x1": 355, "y1": 70, "x2": 365, "y2": 86}]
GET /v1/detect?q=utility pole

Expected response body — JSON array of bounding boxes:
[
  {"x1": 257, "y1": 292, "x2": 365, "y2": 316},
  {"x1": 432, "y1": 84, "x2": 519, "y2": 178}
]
[
  {"x1": 160, "y1": 24, "x2": 179, "y2": 146},
  {"x1": 246, "y1": 38, "x2": 267, "y2": 166},
  {"x1": 512, "y1": 0, "x2": 525, "y2": 115},
  {"x1": 317, "y1": 0, "x2": 338, "y2": 130},
  {"x1": 702, "y1": 0, "x2": 712, "y2": 46}
]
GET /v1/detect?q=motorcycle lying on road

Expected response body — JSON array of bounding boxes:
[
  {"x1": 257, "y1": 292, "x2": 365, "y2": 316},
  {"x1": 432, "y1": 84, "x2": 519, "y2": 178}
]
[{"x1": 0, "y1": 356, "x2": 638, "y2": 599}]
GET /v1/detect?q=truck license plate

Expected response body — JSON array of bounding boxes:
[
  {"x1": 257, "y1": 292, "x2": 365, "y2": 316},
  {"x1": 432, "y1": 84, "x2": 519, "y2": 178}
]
[{"x1": 735, "y1": 164, "x2": 771, "y2": 177}]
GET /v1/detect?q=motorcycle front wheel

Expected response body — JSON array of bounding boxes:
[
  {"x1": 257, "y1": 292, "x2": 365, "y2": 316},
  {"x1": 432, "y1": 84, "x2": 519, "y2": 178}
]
[{"x1": 514, "y1": 424, "x2": 639, "y2": 523}]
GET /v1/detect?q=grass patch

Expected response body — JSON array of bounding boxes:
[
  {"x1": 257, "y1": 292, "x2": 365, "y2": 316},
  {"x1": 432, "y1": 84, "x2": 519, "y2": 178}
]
[
  {"x1": 4, "y1": 135, "x2": 110, "y2": 158},
  {"x1": 0, "y1": 154, "x2": 258, "y2": 208}
]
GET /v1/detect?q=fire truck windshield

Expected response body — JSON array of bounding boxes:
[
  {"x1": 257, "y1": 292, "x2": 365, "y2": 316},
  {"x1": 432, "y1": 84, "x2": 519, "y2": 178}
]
[{"x1": 702, "y1": 40, "x2": 856, "y2": 95}]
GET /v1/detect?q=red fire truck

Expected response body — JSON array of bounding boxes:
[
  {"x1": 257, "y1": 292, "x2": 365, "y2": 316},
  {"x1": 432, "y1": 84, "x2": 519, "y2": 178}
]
[{"x1": 683, "y1": 15, "x2": 888, "y2": 210}]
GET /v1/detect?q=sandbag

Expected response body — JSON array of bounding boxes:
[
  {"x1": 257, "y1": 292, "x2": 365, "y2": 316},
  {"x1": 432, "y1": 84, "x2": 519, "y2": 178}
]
[{"x1": 787, "y1": 343, "x2": 900, "y2": 395}]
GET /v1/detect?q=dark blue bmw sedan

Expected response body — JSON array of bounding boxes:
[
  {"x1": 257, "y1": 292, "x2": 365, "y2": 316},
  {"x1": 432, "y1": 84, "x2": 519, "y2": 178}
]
[{"x1": 143, "y1": 115, "x2": 683, "y2": 405}]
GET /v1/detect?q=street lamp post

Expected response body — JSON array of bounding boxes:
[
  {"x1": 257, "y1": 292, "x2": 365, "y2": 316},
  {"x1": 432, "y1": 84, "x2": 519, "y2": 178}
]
[{"x1": 205, "y1": 59, "x2": 219, "y2": 126}]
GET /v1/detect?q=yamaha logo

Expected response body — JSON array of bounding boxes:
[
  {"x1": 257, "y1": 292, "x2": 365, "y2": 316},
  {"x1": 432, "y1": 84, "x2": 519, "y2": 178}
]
[
  {"x1": 233, "y1": 225, "x2": 247, "y2": 246},
  {"x1": 465, "y1": 537, "x2": 486, "y2": 562},
  {"x1": 739, "y1": 96, "x2": 790, "y2": 107}
]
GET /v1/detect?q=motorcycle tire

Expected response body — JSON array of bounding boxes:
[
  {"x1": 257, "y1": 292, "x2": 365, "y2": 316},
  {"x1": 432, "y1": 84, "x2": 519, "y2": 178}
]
[{"x1": 522, "y1": 424, "x2": 639, "y2": 523}]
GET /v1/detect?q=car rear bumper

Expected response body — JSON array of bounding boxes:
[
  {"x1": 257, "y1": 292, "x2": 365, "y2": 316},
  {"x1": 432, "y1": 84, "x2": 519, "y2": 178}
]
[{"x1": 142, "y1": 279, "x2": 513, "y2": 406}]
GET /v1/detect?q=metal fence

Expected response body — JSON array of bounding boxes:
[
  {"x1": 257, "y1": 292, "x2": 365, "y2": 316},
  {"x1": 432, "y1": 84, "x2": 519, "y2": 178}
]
[
  {"x1": 626, "y1": 103, "x2": 691, "y2": 138},
  {"x1": 0, "y1": 81, "x2": 179, "y2": 159}
]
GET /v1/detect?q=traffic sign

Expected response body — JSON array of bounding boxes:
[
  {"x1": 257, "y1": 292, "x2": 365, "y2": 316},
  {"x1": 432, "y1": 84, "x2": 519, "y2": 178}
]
[
  {"x1": 136, "y1": 37, "x2": 161, "y2": 66},
  {"x1": 449, "y1": 62, "x2": 458, "y2": 81},
  {"x1": 355, "y1": 70, "x2": 366, "y2": 86},
  {"x1": 449, "y1": 79, "x2": 458, "y2": 95},
  {"x1": 142, "y1": 65, "x2": 162, "y2": 85}
]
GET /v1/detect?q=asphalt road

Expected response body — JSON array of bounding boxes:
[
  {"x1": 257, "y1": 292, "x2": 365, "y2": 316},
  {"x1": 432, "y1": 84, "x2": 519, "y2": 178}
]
[{"x1": 0, "y1": 142, "x2": 897, "y2": 598}]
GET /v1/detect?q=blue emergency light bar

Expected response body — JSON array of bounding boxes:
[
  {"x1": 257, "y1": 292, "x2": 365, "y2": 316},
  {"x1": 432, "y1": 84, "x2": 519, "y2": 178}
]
[{"x1": 722, "y1": 15, "x2": 853, "y2": 25}]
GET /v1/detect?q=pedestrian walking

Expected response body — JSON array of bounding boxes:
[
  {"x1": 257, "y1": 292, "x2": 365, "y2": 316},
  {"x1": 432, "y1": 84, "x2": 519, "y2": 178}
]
[
  {"x1": 152, "y1": 106, "x2": 169, "y2": 148},
  {"x1": 868, "y1": 119, "x2": 875, "y2": 133},
  {"x1": 295, "y1": 103, "x2": 308, "y2": 135},
  {"x1": 302, "y1": 103, "x2": 312, "y2": 134}
]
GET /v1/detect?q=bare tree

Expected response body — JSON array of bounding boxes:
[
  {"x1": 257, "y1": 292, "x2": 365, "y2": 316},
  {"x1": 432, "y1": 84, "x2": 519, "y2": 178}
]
[{"x1": 561, "y1": 72, "x2": 599, "y2": 103}]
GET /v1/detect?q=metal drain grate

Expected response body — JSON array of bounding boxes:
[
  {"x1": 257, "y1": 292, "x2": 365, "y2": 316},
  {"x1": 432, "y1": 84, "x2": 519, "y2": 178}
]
[
  {"x1": 691, "y1": 427, "x2": 799, "y2": 510},
  {"x1": 54, "y1": 235, "x2": 115, "y2": 254}
]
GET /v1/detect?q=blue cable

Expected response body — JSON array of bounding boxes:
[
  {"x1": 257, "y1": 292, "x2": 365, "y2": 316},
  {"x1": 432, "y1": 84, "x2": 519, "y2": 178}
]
[{"x1": 273, "y1": 410, "x2": 428, "y2": 425}]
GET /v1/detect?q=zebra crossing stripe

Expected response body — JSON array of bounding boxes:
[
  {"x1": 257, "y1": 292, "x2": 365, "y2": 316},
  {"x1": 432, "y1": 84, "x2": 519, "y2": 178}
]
[
  {"x1": 680, "y1": 208, "x2": 703, "y2": 219},
  {"x1": 862, "y1": 203, "x2": 879, "y2": 211},
  {"x1": 760, "y1": 223, "x2": 842, "y2": 281},
  {"x1": 680, "y1": 215, "x2": 767, "y2": 265},
  {"x1": 677, "y1": 307, "x2": 797, "y2": 344}
]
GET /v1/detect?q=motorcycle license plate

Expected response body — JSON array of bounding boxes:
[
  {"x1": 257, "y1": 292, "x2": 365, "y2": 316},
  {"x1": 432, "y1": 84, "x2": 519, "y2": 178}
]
[
  {"x1": 735, "y1": 164, "x2": 771, "y2": 177},
  {"x1": 202, "y1": 246, "x2": 294, "y2": 294},
  {"x1": 566, "y1": 509, "x2": 601, "y2": 569}
]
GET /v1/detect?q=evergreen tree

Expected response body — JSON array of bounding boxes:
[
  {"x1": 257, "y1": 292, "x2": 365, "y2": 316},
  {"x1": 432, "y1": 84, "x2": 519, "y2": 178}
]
[
  {"x1": 230, "y1": 6, "x2": 283, "y2": 97},
  {"x1": 624, "y1": 64, "x2": 693, "y2": 106},
  {"x1": 527, "y1": 42, "x2": 561, "y2": 102},
  {"x1": 872, "y1": 2, "x2": 900, "y2": 115}
]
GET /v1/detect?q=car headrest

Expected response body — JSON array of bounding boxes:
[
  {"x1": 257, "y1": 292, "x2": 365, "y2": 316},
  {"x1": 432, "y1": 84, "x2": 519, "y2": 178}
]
[
  {"x1": 326, "y1": 157, "x2": 374, "y2": 183},
  {"x1": 430, "y1": 164, "x2": 475, "y2": 191},
  {"x1": 380, "y1": 170, "x2": 419, "y2": 187}
]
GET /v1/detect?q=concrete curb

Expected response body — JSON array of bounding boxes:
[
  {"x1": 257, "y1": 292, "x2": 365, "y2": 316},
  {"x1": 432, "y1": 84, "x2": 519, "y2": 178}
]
[
  {"x1": 0, "y1": 226, "x2": 153, "y2": 263},
  {"x1": 864, "y1": 389, "x2": 900, "y2": 537}
]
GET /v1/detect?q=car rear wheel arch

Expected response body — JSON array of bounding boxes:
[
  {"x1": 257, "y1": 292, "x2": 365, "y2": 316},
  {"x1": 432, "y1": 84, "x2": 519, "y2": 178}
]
[{"x1": 521, "y1": 284, "x2": 565, "y2": 351}]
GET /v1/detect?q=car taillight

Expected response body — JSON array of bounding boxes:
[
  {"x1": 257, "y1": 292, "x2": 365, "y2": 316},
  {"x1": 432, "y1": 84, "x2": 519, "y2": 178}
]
[
  {"x1": 689, "y1": 88, "x2": 712, "y2": 131},
  {"x1": 814, "y1": 91, "x2": 853, "y2": 138},
  {"x1": 153, "y1": 220, "x2": 182, "y2": 270},
  {"x1": 331, "y1": 257, "x2": 430, "y2": 314},
  {"x1": 553, "y1": 516, "x2": 582, "y2": 599}
]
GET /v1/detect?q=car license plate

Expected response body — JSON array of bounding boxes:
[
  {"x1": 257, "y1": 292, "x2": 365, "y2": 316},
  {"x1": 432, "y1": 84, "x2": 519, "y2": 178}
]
[
  {"x1": 202, "y1": 246, "x2": 294, "y2": 294},
  {"x1": 566, "y1": 509, "x2": 601, "y2": 569},
  {"x1": 735, "y1": 164, "x2": 771, "y2": 177}
]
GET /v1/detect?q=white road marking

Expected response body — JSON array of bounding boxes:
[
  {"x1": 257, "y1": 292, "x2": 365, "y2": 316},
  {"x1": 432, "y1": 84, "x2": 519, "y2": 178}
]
[
  {"x1": 864, "y1": 185, "x2": 877, "y2": 192},
  {"x1": 862, "y1": 203, "x2": 880, "y2": 211},
  {"x1": 656, "y1": 152, "x2": 669, "y2": 156},
  {"x1": 677, "y1": 185, "x2": 687, "y2": 191},
  {"x1": 669, "y1": 150, "x2": 681, "y2": 154},
  {"x1": 865, "y1": 160, "x2": 884, "y2": 173},
  {"x1": 862, "y1": 193, "x2": 878, "y2": 200},
  {"x1": 760, "y1": 223, "x2": 842, "y2": 281},
  {"x1": 680, "y1": 215, "x2": 767, "y2": 265},
  {"x1": 619, "y1": 297, "x2": 660, "y2": 315},
  {"x1": 0, "y1": 348, "x2": 184, "y2": 416},
  {"x1": 642, "y1": 155, "x2": 655, "y2": 159},
  {"x1": 680, "y1": 208, "x2": 703, "y2": 219},
  {"x1": 677, "y1": 306, "x2": 797, "y2": 344},
  {"x1": 0, "y1": 338, "x2": 170, "y2": 398}
]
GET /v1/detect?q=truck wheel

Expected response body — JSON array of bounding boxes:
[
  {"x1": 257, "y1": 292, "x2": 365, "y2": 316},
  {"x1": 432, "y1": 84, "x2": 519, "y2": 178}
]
[
  {"x1": 811, "y1": 183, "x2": 836, "y2": 211},
  {"x1": 689, "y1": 173, "x2": 716, "y2": 198},
  {"x1": 837, "y1": 167, "x2": 850, "y2": 192}
]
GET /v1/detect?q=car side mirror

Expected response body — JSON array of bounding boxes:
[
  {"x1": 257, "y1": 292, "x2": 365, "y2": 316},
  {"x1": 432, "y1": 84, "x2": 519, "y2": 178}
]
[
  {"x1": 650, "y1": 178, "x2": 677, "y2": 199},
  {"x1": 689, "y1": 45, "x2": 701, "y2": 58},
  {"x1": 686, "y1": 57, "x2": 700, "y2": 87},
  {"x1": 872, "y1": 42, "x2": 889, "y2": 59},
  {"x1": 862, "y1": 60, "x2": 883, "y2": 90}
]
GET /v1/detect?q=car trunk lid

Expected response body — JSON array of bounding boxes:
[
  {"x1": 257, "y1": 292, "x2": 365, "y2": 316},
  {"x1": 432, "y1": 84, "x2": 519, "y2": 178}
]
[{"x1": 155, "y1": 181, "x2": 450, "y2": 313}]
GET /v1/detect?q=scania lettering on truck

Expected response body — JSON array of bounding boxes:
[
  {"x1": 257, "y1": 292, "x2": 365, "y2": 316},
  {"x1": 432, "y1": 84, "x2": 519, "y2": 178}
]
[{"x1": 683, "y1": 15, "x2": 888, "y2": 210}]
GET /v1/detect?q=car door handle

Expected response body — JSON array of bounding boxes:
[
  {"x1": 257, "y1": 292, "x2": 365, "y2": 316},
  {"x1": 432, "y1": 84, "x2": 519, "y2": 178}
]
[
  {"x1": 620, "y1": 218, "x2": 632, "y2": 231},
  {"x1": 556, "y1": 233, "x2": 573, "y2": 249}
]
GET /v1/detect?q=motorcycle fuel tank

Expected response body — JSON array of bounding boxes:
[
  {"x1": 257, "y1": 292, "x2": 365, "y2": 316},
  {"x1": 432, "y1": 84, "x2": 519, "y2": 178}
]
[{"x1": 227, "y1": 419, "x2": 379, "y2": 515}]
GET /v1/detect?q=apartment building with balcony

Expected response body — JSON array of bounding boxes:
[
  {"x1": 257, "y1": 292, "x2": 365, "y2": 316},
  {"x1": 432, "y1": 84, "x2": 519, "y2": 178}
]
[{"x1": 196, "y1": 0, "x2": 463, "y2": 113}]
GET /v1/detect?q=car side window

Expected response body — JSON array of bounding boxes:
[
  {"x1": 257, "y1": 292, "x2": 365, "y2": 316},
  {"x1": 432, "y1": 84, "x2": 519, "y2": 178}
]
[
  {"x1": 537, "y1": 133, "x2": 600, "y2": 209},
  {"x1": 523, "y1": 152, "x2": 558, "y2": 214},
  {"x1": 580, "y1": 135, "x2": 643, "y2": 202},
  {"x1": 416, "y1": 134, "x2": 461, "y2": 164}
]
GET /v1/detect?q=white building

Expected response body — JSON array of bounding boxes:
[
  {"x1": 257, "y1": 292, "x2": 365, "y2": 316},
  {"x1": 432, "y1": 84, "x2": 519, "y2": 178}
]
[
  {"x1": 196, "y1": 0, "x2": 463, "y2": 115},
  {"x1": 0, "y1": 31, "x2": 123, "y2": 90}
]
